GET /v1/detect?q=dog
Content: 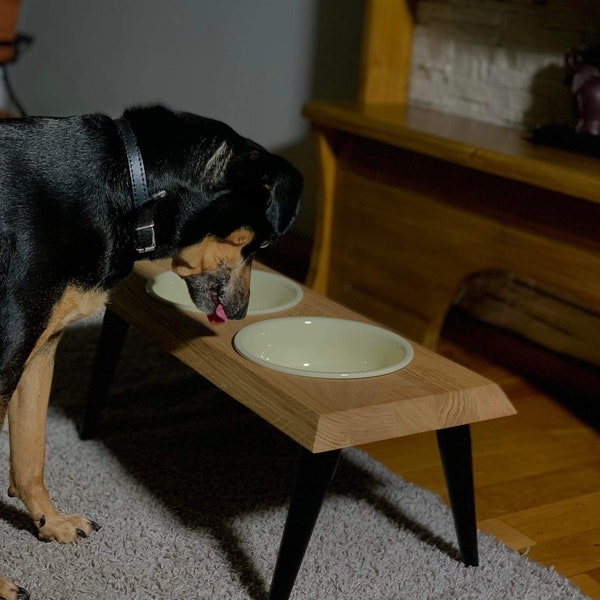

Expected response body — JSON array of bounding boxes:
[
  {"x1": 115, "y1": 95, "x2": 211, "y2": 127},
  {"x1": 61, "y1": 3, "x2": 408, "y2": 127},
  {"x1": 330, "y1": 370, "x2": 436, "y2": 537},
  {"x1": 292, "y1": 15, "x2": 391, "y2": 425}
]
[{"x1": 0, "y1": 105, "x2": 302, "y2": 599}]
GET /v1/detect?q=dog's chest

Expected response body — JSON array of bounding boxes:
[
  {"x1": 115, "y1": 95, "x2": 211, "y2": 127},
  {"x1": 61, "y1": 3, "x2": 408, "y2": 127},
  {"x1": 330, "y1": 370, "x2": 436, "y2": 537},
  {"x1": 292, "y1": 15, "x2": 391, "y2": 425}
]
[
  {"x1": 25, "y1": 287, "x2": 108, "y2": 364},
  {"x1": 50, "y1": 287, "x2": 109, "y2": 332}
]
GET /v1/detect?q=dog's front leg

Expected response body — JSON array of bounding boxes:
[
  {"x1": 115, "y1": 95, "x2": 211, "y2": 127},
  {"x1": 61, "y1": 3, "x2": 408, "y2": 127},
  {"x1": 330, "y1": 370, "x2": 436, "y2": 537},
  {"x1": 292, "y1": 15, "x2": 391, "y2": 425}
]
[
  {"x1": 0, "y1": 400, "x2": 30, "y2": 599},
  {"x1": 8, "y1": 337, "x2": 99, "y2": 543}
]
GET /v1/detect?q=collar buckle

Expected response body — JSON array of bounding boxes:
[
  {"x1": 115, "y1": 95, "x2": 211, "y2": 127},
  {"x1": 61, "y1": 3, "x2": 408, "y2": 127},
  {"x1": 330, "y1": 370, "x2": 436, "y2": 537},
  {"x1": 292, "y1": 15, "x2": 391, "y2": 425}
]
[
  {"x1": 133, "y1": 190, "x2": 166, "y2": 254},
  {"x1": 134, "y1": 222, "x2": 156, "y2": 254},
  {"x1": 115, "y1": 117, "x2": 166, "y2": 256}
]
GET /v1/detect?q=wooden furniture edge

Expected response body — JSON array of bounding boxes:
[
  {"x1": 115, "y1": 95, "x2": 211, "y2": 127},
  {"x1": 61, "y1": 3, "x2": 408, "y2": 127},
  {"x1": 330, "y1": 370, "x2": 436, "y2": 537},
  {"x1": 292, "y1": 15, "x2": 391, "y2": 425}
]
[
  {"x1": 302, "y1": 101, "x2": 600, "y2": 205},
  {"x1": 306, "y1": 127, "x2": 338, "y2": 293},
  {"x1": 313, "y1": 380, "x2": 515, "y2": 453},
  {"x1": 358, "y1": 0, "x2": 415, "y2": 105}
]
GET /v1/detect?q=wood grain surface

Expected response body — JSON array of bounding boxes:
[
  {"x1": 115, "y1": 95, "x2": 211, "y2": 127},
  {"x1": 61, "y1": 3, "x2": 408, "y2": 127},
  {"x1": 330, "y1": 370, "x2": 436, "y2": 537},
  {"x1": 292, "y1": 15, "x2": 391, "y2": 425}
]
[
  {"x1": 304, "y1": 101, "x2": 600, "y2": 204},
  {"x1": 108, "y1": 259, "x2": 515, "y2": 453}
]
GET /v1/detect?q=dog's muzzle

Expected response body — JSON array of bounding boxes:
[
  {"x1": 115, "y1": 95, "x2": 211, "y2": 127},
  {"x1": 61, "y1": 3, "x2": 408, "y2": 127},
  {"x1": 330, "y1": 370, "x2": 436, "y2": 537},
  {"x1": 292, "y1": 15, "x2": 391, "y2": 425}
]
[{"x1": 183, "y1": 266, "x2": 251, "y2": 325}]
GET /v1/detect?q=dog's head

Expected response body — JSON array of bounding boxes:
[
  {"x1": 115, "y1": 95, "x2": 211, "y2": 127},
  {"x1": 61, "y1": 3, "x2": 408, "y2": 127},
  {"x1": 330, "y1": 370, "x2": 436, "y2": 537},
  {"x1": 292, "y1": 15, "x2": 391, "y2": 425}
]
[{"x1": 124, "y1": 107, "x2": 302, "y2": 324}]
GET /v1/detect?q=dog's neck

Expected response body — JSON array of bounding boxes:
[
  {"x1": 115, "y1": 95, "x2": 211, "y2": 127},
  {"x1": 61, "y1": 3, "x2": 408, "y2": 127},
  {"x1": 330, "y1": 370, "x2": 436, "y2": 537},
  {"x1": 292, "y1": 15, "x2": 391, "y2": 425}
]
[{"x1": 114, "y1": 117, "x2": 166, "y2": 256}]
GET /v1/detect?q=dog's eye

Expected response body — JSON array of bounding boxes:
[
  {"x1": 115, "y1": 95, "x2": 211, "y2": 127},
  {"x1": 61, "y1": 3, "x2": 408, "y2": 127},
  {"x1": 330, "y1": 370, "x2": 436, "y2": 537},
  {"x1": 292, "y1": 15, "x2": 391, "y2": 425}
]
[{"x1": 259, "y1": 241, "x2": 270, "y2": 249}]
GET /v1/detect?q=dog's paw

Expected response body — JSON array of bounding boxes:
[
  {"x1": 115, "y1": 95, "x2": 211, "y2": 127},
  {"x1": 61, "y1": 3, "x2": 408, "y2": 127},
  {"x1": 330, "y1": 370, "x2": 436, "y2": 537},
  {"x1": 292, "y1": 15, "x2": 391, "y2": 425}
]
[
  {"x1": 0, "y1": 577, "x2": 30, "y2": 600},
  {"x1": 37, "y1": 512, "x2": 101, "y2": 543}
]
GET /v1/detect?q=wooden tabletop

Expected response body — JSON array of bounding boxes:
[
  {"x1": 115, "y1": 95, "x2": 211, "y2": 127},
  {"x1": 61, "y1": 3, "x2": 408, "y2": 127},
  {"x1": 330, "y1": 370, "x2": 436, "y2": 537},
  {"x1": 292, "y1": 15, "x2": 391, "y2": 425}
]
[
  {"x1": 109, "y1": 259, "x2": 516, "y2": 453},
  {"x1": 303, "y1": 101, "x2": 600, "y2": 205}
]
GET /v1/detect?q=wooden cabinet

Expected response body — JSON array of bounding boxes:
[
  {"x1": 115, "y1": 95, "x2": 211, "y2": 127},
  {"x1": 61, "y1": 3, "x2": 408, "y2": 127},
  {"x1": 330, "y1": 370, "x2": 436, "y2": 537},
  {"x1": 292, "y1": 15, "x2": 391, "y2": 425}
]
[
  {"x1": 0, "y1": 0, "x2": 22, "y2": 63},
  {"x1": 303, "y1": 1, "x2": 600, "y2": 351}
]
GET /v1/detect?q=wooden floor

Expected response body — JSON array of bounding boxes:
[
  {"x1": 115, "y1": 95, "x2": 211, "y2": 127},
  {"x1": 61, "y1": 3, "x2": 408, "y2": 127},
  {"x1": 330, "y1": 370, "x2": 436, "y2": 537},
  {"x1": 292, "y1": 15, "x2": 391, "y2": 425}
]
[
  {"x1": 260, "y1": 237, "x2": 599, "y2": 597},
  {"x1": 360, "y1": 311, "x2": 600, "y2": 599}
]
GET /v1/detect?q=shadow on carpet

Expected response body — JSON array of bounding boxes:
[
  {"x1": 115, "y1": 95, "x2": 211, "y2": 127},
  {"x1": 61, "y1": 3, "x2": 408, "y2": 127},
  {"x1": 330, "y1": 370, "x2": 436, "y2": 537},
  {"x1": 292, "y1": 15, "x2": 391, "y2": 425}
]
[{"x1": 0, "y1": 316, "x2": 590, "y2": 600}]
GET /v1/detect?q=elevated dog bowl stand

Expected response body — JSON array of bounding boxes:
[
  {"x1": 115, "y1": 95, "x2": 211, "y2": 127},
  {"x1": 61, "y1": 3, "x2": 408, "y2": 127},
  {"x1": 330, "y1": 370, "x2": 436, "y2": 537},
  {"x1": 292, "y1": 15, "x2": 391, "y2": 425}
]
[{"x1": 80, "y1": 259, "x2": 515, "y2": 599}]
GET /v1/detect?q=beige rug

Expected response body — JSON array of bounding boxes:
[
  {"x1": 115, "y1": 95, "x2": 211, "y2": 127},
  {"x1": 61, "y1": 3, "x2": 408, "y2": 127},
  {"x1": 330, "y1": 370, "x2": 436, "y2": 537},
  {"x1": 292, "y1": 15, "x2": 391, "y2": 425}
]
[{"x1": 0, "y1": 316, "x2": 590, "y2": 599}]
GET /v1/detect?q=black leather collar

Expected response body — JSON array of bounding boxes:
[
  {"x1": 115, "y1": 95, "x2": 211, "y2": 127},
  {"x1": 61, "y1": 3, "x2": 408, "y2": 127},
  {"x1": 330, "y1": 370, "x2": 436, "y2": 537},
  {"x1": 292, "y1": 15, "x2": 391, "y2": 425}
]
[{"x1": 114, "y1": 117, "x2": 166, "y2": 255}]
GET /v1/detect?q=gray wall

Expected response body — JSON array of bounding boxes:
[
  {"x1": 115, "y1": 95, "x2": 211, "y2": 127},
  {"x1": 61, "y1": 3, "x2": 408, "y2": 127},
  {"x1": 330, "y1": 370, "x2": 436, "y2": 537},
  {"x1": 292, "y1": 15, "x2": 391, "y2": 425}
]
[{"x1": 11, "y1": 0, "x2": 364, "y2": 237}]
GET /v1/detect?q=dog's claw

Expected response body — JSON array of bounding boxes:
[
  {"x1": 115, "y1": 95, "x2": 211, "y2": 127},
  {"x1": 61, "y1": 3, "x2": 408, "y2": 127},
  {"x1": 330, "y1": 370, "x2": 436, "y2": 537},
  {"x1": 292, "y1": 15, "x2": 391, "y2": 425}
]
[
  {"x1": 1, "y1": 587, "x2": 31, "y2": 600},
  {"x1": 17, "y1": 587, "x2": 30, "y2": 600},
  {"x1": 78, "y1": 520, "x2": 100, "y2": 536}
]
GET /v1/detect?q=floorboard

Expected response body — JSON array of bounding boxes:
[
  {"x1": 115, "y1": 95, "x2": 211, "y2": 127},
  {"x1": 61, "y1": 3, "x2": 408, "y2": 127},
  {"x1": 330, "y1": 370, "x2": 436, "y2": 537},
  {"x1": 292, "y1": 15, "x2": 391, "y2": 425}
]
[
  {"x1": 260, "y1": 243, "x2": 600, "y2": 598},
  {"x1": 360, "y1": 310, "x2": 600, "y2": 599}
]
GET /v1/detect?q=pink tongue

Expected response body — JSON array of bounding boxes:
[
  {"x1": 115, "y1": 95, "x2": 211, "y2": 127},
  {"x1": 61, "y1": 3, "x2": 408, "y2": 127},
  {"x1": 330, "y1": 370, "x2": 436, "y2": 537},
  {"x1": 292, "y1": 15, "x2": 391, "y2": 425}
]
[{"x1": 207, "y1": 303, "x2": 227, "y2": 325}]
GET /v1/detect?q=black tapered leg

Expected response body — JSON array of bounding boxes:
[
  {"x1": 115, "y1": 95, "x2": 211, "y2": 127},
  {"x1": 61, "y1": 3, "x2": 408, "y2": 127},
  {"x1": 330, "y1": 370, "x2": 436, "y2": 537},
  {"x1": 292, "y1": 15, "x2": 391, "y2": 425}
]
[
  {"x1": 79, "y1": 309, "x2": 129, "y2": 440},
  {"x1": 436, "y1": 424, "x2": 478, "y2": 566},
  {"x1": 269, "y1": 448, "x2": 341, "y2": 600}
]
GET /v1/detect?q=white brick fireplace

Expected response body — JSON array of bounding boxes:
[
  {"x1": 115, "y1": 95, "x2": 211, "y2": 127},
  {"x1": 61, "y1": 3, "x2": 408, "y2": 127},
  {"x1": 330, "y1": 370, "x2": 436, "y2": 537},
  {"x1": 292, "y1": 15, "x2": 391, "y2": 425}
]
[{"x1": 409, "y1": 0, "x2": 600, "y2": 129}]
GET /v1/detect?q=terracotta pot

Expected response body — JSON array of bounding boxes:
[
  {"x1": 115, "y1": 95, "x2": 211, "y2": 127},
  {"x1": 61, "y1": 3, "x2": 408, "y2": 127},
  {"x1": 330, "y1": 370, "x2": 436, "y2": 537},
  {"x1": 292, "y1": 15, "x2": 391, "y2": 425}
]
[{"x1": 0, "y1": 0, "x2": 22, "y2": 63}]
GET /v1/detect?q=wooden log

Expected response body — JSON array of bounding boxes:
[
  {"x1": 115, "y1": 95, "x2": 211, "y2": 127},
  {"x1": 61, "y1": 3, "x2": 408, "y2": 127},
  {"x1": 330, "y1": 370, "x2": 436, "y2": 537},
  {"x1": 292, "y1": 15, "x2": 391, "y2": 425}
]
[{"x1": 456, "y1": 272, "x2": 600, "y2": 367}]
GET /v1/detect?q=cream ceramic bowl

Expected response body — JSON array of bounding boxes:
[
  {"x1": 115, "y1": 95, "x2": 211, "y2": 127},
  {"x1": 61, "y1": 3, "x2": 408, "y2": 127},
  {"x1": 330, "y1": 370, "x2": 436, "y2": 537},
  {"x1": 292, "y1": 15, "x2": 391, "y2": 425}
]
[
  {"x1": 146, "y1": 270, "x2": 303, "y2": 315},
  {"x1": 233, "y1": 317, "x2": 414, "y2": 379}
]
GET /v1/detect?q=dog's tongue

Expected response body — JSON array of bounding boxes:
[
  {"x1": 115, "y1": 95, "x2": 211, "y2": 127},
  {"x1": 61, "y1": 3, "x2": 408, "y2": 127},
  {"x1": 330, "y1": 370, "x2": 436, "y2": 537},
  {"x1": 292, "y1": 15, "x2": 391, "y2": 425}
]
[{"x1": 207, "y1": 303, "x2": 227, "y2": 325}]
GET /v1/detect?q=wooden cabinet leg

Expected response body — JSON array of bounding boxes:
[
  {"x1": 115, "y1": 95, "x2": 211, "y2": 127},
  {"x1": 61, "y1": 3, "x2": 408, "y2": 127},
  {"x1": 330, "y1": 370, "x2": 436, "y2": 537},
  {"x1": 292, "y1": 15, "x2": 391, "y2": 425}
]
[
  {"x1": 269, "y1": 448, "x2": 341, "y2": 600},
  {"x1": 79, "y1": 309, "x2": 129, "y2": 440},
  {"x1": 436, "y1": 424, "x2": 479, "y2": 566}
]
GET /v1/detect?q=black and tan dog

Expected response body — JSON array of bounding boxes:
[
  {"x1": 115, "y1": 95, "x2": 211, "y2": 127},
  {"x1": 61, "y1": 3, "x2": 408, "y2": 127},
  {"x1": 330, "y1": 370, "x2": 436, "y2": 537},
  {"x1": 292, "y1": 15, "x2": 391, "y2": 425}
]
[{"x1": 0, "y1": 105, "x2": 301, "y2": 599}]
